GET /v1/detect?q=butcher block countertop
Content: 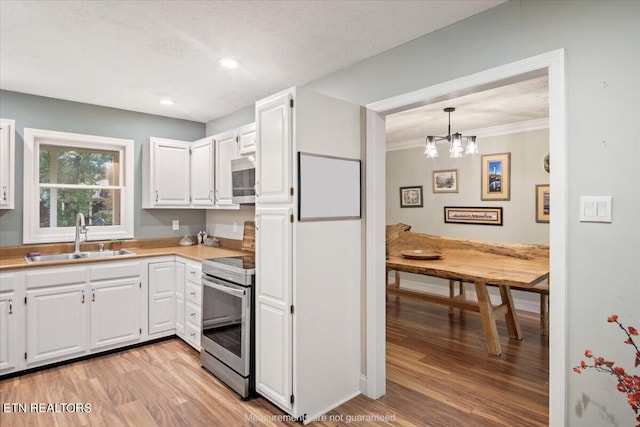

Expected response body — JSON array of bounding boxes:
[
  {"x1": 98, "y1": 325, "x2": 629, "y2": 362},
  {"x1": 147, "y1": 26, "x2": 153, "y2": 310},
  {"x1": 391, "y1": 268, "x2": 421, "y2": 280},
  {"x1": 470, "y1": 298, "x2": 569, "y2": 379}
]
[{"x1": 0, "y1": 236, "x2": 249, "y2": 271}]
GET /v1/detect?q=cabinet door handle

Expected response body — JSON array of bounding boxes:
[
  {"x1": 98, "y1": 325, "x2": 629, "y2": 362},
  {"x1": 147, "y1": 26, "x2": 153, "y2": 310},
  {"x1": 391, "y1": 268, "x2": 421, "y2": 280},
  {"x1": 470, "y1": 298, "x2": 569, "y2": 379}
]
[
  {"x1": 254, "y1": 215, "x2": 259, "y2": 231},
  {"x1": 254, "y1": 183, "x2": 260, "y2": 198},
  {"x1": 8, "y1": 299, "x2": 12, "y2": 315},
  {"x1": 155, "y1": 190, "x2": 159, "y2": 202},
  {"x1": 190, "y1": 332, "x2": 196, "y2": 338},
  {"x1": 209, "y1": 190, "x2": 213, "y2": 201},
  {"x1": 81, "y1": 291, "x2": 85, "y2": 304},
  {"x1": 190, "y1": 312, "x2": 195, "y2": 317},
  {"x1": 190, "y1": 291, "x2": 196, "y2": 296},
  {"x1": 2, "y1": 186, "x2": 6, "y2": 201},
  {"x1": 92, "y1": 291, "x2": 95, "y2": 302}
]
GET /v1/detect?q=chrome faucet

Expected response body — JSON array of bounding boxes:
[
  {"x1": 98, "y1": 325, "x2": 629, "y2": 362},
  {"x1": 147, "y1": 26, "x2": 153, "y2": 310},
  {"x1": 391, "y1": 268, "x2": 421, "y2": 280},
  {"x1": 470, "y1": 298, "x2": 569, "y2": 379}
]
[{"x1": 74, "y1": 212, "x2": 87, "y2": 255}]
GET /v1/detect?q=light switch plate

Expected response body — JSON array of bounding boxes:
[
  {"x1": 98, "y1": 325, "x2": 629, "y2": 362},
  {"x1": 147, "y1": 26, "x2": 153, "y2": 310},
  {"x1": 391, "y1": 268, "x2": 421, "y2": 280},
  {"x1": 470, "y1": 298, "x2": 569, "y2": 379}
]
[
  {"x1": 580, "y1": 196, "x2": 612, "y2": 223},
  {"x1": 172, "y1": 220, "x2": 180, "y2": 230}
]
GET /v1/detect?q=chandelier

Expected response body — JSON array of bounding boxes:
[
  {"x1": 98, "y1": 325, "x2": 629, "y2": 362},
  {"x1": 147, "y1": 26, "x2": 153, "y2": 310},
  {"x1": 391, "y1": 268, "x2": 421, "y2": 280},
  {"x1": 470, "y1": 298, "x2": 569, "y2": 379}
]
[{"x1": 424, "y1": 107, "x2": 478, "y2": 158}]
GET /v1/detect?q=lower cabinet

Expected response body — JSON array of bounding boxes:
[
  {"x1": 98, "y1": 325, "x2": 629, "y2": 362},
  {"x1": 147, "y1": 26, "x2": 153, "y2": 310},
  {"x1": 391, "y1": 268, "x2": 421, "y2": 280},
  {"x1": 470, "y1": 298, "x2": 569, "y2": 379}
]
[
  {"x1": 22, "y1": 262, "x2": 143, "y2": 368},
  {"x1": 25, "y1": 266, "x2": 88, "y2": 365},
  {"x1": 2, "y1": 256, "x2": 203, "y2": 376},
  {"x1": 148, "y1": 261, "x2": 176, "y2": 334},
  {"x1": 26, "y1": 283, "x2": 88, "y2": 364},
  {"x1": 89, "y1": 278, "x2": 140, "y2": 351},
  {"x1": 0, "y1": 273, "x2": 19, "y2": 373},
  {"x1": 175, "y1": 261, "x2": 186, "y2": 338},
  {"x1": 183, "y1": 262, "x2": 202, "y2": 350}
]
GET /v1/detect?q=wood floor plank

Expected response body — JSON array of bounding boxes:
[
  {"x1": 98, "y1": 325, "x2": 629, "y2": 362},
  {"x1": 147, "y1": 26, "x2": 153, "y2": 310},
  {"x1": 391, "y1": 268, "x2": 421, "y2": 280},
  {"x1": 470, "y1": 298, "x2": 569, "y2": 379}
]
[{"x1": 0, "y1": 297, "x2": 548, "y2": 426}]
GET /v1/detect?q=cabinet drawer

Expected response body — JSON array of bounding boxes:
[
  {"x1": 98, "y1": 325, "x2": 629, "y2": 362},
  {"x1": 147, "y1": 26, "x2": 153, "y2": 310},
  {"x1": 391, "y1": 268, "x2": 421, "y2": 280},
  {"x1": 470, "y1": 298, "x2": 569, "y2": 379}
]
[
  {"x1": 186, "y1": 282, "x2": 201, "y2": 307},
  {"x1": 186, "y1": 264, "x2": 201, "y2": 284},
  {"x1": 185, "y1": 322, "x2": 201, "y2": 348},
  {"x1": 185, "y1": 301, "x2": 201, "y2": 326}
]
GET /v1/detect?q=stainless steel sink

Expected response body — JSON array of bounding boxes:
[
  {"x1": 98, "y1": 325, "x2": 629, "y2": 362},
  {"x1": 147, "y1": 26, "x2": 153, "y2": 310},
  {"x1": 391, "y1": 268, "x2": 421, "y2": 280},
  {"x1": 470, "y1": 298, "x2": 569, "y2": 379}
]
[{"x1": 24, "y1": 249, "x2": 136, "y2": 263}]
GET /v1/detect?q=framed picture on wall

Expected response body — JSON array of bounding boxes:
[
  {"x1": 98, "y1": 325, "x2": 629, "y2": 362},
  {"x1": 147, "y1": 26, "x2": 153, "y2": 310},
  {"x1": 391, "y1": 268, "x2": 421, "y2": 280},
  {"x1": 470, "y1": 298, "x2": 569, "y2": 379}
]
[
  {"x1": 444, "y1": 206, "x2": 503, "y2": 226},
  {"x1": 536, "y1": 184, "x2": 550, "y2": 223},
  {"x1": 432, "y1": 169, "x2": 459, "y2": 193},
  {"x1": 481, "y1": 152, "x2": 511, "y2": 201},
  {"x1": 399, "y1": 185, "x2": 423, "y2": 208}
]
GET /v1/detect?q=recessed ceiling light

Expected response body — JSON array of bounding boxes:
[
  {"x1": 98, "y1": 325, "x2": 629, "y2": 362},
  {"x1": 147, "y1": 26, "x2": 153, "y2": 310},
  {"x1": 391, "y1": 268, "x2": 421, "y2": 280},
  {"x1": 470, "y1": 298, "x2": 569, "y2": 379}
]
[
  {"x1": 159, "y1": 98, "x2": 175, "y2": 106},
  {"x1": 217, "y1": 57, "x2": 239, "y2": 69}
]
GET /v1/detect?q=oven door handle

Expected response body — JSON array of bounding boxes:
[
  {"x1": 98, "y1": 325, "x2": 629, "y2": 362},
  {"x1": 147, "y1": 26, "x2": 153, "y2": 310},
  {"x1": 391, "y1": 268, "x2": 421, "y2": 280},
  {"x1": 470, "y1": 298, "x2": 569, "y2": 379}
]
[{"x1": 202, "y1": 277, "x2": 246, "y2": 298}]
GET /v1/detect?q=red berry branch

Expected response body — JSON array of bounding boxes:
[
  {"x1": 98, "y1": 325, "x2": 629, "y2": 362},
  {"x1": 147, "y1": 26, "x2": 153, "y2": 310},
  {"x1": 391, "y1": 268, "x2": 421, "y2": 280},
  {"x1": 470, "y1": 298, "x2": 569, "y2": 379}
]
[{"x1": 574, "y1": 315, "x2": 640, "y2": 426}]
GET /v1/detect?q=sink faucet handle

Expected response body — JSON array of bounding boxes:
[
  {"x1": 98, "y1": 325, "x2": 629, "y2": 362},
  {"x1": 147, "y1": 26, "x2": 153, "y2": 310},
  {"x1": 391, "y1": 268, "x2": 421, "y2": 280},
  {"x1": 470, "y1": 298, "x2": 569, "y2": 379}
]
[{"x1": 98, "y1": 243, "x2": 104, "y2": 252}]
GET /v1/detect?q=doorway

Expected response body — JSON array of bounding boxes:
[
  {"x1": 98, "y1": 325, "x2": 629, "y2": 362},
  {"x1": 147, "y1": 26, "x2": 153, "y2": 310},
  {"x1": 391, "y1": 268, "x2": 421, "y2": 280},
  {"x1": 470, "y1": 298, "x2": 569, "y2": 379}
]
[{"x1": 363, "y1": 50, "x2": 567, "y2": 425}]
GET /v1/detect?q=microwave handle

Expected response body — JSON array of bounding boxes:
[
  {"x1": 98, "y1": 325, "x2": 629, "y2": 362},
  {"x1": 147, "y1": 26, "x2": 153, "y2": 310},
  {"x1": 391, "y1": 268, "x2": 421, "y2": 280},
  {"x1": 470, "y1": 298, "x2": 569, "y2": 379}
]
[{"x1": 202, "y1": 277, "x2": 246, "y2": 298}]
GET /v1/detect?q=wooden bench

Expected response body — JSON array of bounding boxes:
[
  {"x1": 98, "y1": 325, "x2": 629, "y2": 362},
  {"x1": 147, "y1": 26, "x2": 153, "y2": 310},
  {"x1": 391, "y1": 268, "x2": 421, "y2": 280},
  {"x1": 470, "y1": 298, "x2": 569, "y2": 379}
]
[{"x1": 386, "y1": 223, "x2": 550, "y2": 335}]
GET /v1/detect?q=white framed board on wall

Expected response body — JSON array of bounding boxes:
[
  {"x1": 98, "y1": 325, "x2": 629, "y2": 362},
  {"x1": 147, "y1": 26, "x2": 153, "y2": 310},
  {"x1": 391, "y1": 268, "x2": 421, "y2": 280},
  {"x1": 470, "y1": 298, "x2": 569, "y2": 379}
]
[{"x1": 297, "y1": 152, "x2": 361, "y2": 221}]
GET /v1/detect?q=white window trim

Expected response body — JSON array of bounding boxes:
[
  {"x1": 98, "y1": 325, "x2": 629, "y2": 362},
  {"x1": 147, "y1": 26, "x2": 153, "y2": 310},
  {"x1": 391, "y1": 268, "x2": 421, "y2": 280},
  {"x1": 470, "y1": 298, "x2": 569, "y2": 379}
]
[{"x1": 23, "y1": 128, "x2": 134, "y2": 244}]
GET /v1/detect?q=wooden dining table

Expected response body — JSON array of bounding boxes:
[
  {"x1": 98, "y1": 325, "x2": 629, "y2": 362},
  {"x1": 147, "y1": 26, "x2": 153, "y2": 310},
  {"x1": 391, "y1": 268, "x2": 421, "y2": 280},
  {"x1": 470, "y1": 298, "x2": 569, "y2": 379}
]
[{"x1": 386, "y1": 247, "x2": 549, "y2": 356}]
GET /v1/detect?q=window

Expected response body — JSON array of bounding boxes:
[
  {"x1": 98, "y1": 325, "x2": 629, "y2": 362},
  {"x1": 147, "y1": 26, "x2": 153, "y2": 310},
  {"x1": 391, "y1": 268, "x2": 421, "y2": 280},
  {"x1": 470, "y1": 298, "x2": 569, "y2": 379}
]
[{"x1": 23, "y1": 128, "x2": 134, "y2": 243}]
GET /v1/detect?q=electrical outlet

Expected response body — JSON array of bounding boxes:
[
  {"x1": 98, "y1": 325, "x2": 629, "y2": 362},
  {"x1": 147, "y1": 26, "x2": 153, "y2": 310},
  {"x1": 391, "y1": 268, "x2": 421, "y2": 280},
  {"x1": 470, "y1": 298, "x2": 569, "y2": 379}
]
[{"x1": 172, "y1": 220, "x2": 179, "y2": 230}]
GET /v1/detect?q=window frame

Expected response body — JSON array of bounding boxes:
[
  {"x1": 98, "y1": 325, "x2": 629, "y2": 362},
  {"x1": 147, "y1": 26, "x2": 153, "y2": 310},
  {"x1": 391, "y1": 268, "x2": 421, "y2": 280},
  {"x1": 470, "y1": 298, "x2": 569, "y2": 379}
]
[{"x1": 23, "y1": 128, "x2": 134, "y2": 244}]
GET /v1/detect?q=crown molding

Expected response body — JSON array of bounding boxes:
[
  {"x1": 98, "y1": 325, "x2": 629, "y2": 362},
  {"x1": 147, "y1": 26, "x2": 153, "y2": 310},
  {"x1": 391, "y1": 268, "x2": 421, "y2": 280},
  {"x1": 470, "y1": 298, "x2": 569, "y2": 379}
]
[{"x1": 386, "y1": 118, "x2": 549, "y2": 152}]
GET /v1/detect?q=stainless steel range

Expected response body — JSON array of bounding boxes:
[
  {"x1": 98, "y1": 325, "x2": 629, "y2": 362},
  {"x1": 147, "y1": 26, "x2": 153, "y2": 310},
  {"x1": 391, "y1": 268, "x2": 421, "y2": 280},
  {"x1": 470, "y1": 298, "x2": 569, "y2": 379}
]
[{"x1": 200, "y1": 255, "x2": 255, "y2": 399}]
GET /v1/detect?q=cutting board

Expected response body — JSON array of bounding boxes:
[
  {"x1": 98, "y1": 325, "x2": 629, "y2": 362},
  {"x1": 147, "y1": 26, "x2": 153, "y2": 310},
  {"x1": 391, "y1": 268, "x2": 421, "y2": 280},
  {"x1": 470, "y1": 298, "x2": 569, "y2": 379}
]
[{"x1": 242, "y1": 221, "x2": 255, "y2": 253}]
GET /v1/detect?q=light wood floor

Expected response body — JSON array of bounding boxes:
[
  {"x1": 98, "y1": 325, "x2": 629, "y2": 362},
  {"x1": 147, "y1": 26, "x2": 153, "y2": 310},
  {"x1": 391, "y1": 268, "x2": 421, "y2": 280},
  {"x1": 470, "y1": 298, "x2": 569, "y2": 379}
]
[{"x1": 0, "y1": 297, "x2": 548, "y2": 426}]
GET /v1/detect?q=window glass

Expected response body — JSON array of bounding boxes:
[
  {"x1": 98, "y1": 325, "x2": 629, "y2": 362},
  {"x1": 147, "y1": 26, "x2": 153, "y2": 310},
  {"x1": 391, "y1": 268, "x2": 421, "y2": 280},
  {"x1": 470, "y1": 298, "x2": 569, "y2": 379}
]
[
  {"x1": 39, "y1": 188, "x2": 121, "y2": 228},
  {"x1": 39, "y1": 145, "x2": 120, "y2": 185}
]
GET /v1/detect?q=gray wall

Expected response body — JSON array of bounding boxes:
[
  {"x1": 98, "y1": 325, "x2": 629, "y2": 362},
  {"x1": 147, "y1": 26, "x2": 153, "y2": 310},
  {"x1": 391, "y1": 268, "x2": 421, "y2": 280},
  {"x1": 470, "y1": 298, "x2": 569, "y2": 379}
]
[
  {"x1": 386, "y1": 129, "x2": 550, "y2": 244},
  {"x1": 205, "y1": 104, "x2": 254, "y2": 136},
  {"x1": 208, "y1": 1, "x2": 640, "y2": 425},
  {"x1": 0, "y1": 90, "x2": 207, "y2": 246}
]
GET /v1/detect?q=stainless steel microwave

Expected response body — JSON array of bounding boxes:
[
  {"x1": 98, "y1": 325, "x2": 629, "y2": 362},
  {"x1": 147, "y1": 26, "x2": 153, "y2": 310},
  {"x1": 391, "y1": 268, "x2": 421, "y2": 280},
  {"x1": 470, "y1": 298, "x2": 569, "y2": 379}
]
[{"x1": 231, "y1": 157, "x2": 256, "y2": 204}]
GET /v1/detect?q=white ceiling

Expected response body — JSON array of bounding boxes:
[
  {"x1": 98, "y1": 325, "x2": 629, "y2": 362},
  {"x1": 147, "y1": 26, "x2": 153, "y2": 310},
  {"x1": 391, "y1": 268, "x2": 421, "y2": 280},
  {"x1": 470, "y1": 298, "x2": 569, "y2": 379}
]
[
  {"x1": 386, "y1": 75, "x2": 549, "y2": 146},
  {"x1": 0, "y1": 0, "x2": 505, "y2": 123}
]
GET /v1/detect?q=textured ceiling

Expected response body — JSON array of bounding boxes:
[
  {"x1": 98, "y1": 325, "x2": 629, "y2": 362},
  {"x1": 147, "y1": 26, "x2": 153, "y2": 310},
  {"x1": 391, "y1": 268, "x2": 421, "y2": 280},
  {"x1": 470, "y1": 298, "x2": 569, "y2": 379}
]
[
  {"x1": 386, "y1": 75, "x2": 549, "y2": 145},
  {"x1": 0, "y1": 0, "x2": 504, "y2": 123}
]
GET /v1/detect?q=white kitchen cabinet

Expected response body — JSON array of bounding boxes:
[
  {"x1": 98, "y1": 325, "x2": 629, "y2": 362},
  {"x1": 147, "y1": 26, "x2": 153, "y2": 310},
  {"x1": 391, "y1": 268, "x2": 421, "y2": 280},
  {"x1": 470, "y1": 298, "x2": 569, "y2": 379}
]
[
  {"x1": 0, "y1": 273, "x2": 18, "y2": 373},
  {"x1": 26, "y1": 283, "x2": 88, "y2": 365},
  {"x1": 175, "y1": 261, "x2": 186, "y2": 338},
  {"x1": 25, "y1": 266, "x2": 88, "y2": 365},
  {"x1": 255, "y1": 206, "x2": 293, "y2": 411},
  {"x1": 214, "y1": 130, "x2": 239, "y2": 207},
  {"x1": 88, "y1": 262, "x2": 142, "y2": 351},
  {"x1": 142, "y1": 137, "x2": 191, "y2": 208},
  {"x1": 190, "y1": 137, "x2": 216, "y2": 207},
  {"x1": 0, "y1": 119, "x2": 15, "y2": 209},
  {"x1": 148, "y1": 261, "x2": 176, "y2": 334},
  {"x1": 184, "y1": 262, "x2": 202, "y2": 350},
  {"x1": 254, "y1": 87, "x2": 361, "y2": 420},
  {"x1": 238, "y1": 122, "x2": 256, "y2": 156},
  {"x1": 255, "y1": 91, "x2": 293, "y2": 204}
]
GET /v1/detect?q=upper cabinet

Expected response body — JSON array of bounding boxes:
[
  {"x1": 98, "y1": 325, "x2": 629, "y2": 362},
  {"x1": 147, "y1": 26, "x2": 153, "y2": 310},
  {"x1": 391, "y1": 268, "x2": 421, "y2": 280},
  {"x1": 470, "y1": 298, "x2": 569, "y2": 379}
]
[
  {"x1": 255, "y1": 92, "x2": 293, "y2": 204},
  {"x1": 0, "y1": 119, "x2": 15, "y2": 209},
  {"x1": 143, "y1": 137, "x2": 191, "y2": 208},
  {"x1": 190, "y1": 137, "x2": 216, "y2": 207},
  {"x1": 238, "y1": 122, "x2": 256, "y2": 156},
  {"x1": 143, "y1": 124, "x2": 254, "y2": 209},
  {"x1": 214, "y1": 130, "x2": 238, "y2": 207}
]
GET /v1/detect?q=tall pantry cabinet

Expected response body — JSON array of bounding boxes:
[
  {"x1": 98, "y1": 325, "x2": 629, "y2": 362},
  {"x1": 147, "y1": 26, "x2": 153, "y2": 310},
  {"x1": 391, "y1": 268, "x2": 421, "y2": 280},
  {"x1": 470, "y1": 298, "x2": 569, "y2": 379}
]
[{"x1": 254, "y1": 87, "x2": 362, "y2": 421}]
